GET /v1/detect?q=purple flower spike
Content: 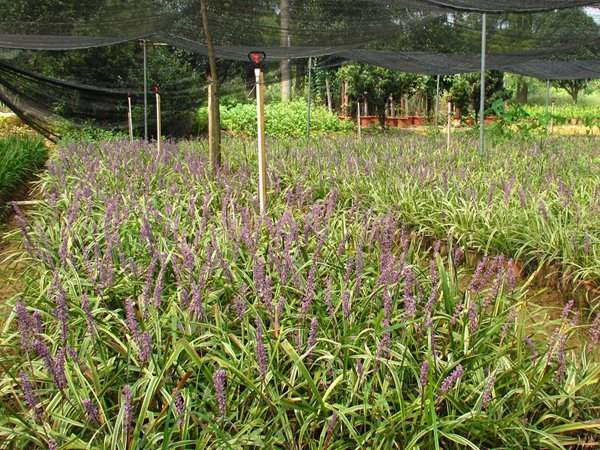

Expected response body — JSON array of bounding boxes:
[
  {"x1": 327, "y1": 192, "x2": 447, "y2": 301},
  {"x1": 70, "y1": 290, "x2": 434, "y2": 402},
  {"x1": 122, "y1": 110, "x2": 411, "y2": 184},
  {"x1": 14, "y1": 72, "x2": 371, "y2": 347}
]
[
  {"x1": 124, "y1": 299, "x2": 141, "y2": 338},
  {"x1": 440, "y1": 364, "x2": 464, "y2": 394},
  {"x1": 80, "y1": 295, "x2": 96, "y2": 337},
  {"x1": 82, "y1": 399, "x2": 100, "y2": 424},
  {"x1": 20, "y1": 370, "x2": 43, "y2": 422},
  {"x1": 213, "y1": 369, "x2": 227, "y2": 417},
  {"x1": 482, "y1": 374, "x2": 496, "y2": 408},
  {"x1": 255, "y1": 317, "x2": 268, "y2": 380},
  {"x1": 54, "y1": 347, "x2": 68, "y2": 390},
  {"x1": 341, "y1": 291, "x2": 351, "y2": 319},
  {"x1": 561, "y1": 300, "x2": 575, "y2": 322},
  {"x1": 308, "y1": 318, "x2": 318, "y2": 349},
  {"x1": 123, "y1": 385, "x2": 134, "y2": 431},
  {"x1": 15, "y1": 299, "x2": 32, "y2": 352},
  {"x1": 139, "y1": 332, "x2": 152, "y2": 365}
]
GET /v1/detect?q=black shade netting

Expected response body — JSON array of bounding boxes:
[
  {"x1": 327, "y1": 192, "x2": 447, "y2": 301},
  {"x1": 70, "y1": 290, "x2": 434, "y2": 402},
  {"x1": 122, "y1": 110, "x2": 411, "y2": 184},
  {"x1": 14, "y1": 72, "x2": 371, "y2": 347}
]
[{"x1": 0, "y1": 1, "x2": 599, "y2": 137}]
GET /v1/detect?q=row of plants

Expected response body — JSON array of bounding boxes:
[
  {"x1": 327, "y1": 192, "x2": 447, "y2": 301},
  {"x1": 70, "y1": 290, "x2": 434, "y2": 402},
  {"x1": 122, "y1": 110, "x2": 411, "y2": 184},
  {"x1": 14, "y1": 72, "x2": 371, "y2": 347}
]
[
  {"x1": 197, "y1": 99, "x2": 354, "y2": 137},
  {"x1": 523, "y1": 105, "x2": 600, "y2": 128},
  {"x1": 1, "y1": 137, "x2": 599, "y2": 448},
  {"x1": 0, "y1": 135, "x2": 47, "y2": 218}
]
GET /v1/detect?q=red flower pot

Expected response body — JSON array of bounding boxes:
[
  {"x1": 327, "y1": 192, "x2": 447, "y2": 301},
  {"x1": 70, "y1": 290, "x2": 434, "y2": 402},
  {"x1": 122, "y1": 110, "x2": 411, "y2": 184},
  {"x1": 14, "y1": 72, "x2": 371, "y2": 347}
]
[
  {"x1": 412, "y1": 116, "x2": 426, "y2": 126},
  {"x1": 398, "y1": 117, "x2": 412, "y2": 128},
  {"x1": 385, "y1": 117, "x2": 399, "y2": 127}
]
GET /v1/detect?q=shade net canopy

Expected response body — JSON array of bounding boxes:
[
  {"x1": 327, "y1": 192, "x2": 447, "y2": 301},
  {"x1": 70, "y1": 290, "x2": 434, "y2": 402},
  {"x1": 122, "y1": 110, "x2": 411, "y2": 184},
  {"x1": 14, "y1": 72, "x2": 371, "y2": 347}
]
[{"x1": 0, "y1": 0, "x2": 599, "y2": 138}]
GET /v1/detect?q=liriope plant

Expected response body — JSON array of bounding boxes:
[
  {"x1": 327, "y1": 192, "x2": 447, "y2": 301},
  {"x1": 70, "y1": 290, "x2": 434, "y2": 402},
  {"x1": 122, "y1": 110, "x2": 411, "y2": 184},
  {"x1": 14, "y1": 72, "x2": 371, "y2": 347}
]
[{"x1": 1, "y1": 138, "x2": 599, "y2": 449}]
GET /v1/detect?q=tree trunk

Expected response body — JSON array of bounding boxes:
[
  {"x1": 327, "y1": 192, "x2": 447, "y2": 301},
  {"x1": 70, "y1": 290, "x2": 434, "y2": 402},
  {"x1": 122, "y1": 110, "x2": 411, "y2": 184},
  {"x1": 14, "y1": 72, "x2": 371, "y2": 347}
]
[
  {"x1": 341, "y1": 80, "x2": 349, "y2": 117},
  {"x1": 569, "y1": 88, "x2": 579, "y2": 104},
  {"x1": 200, "y1": 0, "x2": 221, "y2": 173},
  {"x1": 325, "y1": 75, "x2": 333, "y2": 113},
  {"x1": 516, "y1": 78, "x2": 529, "y2": 104},
  {"x1": 280, "y1": 0, "x2": 291, "y2": 102}
]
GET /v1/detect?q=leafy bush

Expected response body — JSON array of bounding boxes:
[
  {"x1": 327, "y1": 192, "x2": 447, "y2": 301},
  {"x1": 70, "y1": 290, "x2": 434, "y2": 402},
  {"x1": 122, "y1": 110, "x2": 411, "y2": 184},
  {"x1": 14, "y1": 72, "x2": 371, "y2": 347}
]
[
  {"x1": 0, "y1": 135, "x2": 47, "y2": 217},
  {"x1": 198, "y1": 100, "x2": 354, "y2": 137},
  {"x1": 57, "y1": 123, "x2": 127, "y2": 144},
  {"x1": 1, "y1": 137, "x2": 599, "y2": 449}
]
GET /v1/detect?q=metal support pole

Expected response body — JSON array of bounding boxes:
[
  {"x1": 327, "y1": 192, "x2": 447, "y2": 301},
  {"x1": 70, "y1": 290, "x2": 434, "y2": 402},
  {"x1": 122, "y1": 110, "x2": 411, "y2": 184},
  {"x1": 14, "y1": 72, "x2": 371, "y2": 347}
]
[
  {"x1": 306, "y1": 56, "x2": 313, "y2": 138},
  {"x1": 255, "y1": 68, "x2": 268, "y2": 215},
  {"x1": 143, "y1": 40, "x2": 148, "y2": 141},
  {"x1": 435, "y1": 74, "x2": 440, "y2": 126},
  {"x1": 545, "y1": 79, "x2": 550, "y2": 114},
  {"x1": 479, "y1": 13, "x2": 487, "y2": 154},
  {"x1": 127, "y1": 93, "x2": 134, "y2": 142}
]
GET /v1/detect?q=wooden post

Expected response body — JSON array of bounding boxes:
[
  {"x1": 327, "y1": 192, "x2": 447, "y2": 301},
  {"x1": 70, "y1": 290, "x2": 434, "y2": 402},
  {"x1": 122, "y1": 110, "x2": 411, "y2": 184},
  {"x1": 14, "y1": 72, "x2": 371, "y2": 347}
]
[
  {"x1": 154, "y1": 85, "x2": 161, "y2": 155},
  {"x1": 447, "y1": 96, "x2": 452, "y2": 151},
  {"x1": 342, "y1": 80, "x2": 349, "y2": 117},
  {"x1": 200, "y1": 0, "x2": 222, "y2": 174},
  {"x1": 357, "y1": 101, "x2": 362, "y2": 141},
  {"x1": 127, "y1": 93, "x2": 134, "y2": 142},
  {"x1": 255, "y1": 68, "x2": 267, "y2": 215}
]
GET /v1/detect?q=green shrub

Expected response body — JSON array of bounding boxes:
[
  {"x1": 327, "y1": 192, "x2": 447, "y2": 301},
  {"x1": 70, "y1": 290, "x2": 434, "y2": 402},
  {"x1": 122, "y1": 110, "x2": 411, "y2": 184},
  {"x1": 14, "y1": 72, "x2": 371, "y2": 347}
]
[
  {"x1": 0, "y1": 135, "x2": 47, "y2": 216},
  {"x1": 198, "y1": 100, "x2": 354, "y2": 137},
  {"x1": 57, "y1": 123, "x2": 127, "y2": 144}
]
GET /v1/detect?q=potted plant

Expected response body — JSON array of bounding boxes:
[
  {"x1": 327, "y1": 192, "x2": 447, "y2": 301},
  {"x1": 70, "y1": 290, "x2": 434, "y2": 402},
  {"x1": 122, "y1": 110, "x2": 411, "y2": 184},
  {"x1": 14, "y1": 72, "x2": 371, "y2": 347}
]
[{"x1": 398, "y1": 117, "x2": 412, "y2": 128}]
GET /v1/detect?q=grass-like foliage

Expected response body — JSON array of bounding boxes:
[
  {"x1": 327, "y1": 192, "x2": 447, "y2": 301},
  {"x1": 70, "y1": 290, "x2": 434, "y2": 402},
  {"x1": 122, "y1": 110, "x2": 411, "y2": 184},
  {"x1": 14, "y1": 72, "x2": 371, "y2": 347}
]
[
  {"x1": 0, "y1": 135, "x2": 47, "y2": 217},
  {"x1": 0, "y1": 136, "x2": 599, "y2": 449}
]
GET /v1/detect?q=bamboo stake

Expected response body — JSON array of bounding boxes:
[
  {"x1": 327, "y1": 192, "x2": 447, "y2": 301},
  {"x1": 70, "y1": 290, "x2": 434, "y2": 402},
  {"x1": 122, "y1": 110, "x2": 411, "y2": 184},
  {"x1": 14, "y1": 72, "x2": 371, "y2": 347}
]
[
  {"x1": 255, "y1": 68, "x2": 267, "y2": 215},
  {"x1": 127, "y1": 93, "x2": 134, "y2": 142},
  {"x1": 154, "y1": 85, "x2": 161, "y2": 156},
  {"x1": 357, "y1": 101, "x2": 362, "y2": 141},
  {"x1": 447, "y1": 97, "x2": 452, "y2": 151}
]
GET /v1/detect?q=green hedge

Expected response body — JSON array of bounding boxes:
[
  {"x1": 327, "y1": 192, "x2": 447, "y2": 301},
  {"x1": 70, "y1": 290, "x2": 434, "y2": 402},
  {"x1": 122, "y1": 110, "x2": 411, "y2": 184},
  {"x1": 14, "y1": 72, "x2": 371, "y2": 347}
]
[
  {"x1": 198, "y1": 99, "x2": 354, "y2": 137},
  {"x1": 0, "y1": 135, "x2": 47, "y2": 216}
]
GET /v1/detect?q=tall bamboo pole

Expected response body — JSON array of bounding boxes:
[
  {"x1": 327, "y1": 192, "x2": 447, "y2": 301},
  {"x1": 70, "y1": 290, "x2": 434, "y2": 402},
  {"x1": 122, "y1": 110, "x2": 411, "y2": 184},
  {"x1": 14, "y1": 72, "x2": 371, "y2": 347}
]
[
  {"x1": 200, "y1": 0, "x2": 221, "y2": 173},
  {"x1": 155, "y1": 85, "x2": 161, "y2": 155},
  {"x1": 255, "y1": 68, "x2": 267, "y2": 215}
]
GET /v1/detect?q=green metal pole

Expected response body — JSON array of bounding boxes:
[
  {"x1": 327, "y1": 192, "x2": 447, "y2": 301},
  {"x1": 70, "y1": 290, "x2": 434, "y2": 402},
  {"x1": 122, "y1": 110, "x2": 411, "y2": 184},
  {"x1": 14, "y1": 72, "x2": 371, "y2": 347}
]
[
  {"x1": 479, "y1": 13, "x2": 487, "y2": 153},
  {"x1": 143, "y1": 39, "x2": 148, "y2": 141},
  {"x1": 435, "y1": 74, "x2": 440, "y2": 125},
  {"x1": 306, "y1": 56, "x2": 313, "y2": 138}
]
